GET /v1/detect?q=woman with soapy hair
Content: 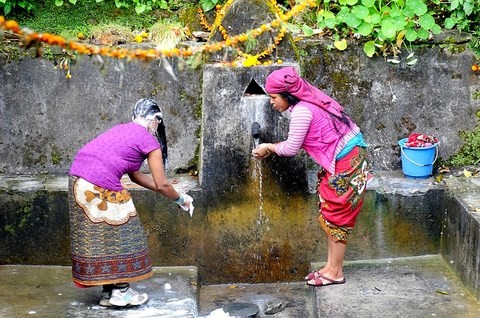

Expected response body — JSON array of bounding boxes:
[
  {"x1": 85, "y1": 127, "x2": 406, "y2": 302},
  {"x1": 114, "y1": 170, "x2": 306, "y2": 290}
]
[
  {"x1": 68, "y1": 98, "x2": 193, "y2": 307},
  {"x1": 252, "y1": 67, "x2": 369, "y2": 287}
]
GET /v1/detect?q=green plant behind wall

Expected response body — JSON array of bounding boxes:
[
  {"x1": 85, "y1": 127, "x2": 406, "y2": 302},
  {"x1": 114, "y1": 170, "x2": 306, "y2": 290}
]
[
  {"x1": 0, "y1": 0, "x2": 35, "y2": 15},
  {"x1": 447, "y1": 110, "x2": 480, "y2": 166}
]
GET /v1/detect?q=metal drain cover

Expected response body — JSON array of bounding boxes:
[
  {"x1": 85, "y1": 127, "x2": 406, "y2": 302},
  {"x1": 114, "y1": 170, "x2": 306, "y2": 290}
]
[{"x1": 222, "y1": 302, "x2": 260, "y2": 317}]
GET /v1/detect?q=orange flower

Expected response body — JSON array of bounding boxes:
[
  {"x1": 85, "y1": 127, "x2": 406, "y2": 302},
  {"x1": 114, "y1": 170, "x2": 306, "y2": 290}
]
[{"x1": 5, "y1": 20, "x2": 20, "y2": 33}]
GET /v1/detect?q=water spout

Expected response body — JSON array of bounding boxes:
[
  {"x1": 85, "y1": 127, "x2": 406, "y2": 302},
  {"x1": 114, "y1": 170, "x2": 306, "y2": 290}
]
[{"x1": 251, "y1": 122, "x2": 261, "y2": 140}]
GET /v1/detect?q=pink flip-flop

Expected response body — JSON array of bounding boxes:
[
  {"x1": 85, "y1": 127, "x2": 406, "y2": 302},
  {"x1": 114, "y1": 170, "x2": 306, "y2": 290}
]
[
  {"x1": 304, "y1": 270, "x2": 321, "y2": 281},
  {"x1": 307, "y1": 273, "x2": 345, "y2": 287}
]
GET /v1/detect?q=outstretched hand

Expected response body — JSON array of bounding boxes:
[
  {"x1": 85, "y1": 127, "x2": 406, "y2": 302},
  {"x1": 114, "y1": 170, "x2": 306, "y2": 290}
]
[
  {"x1": 252, "y1": 143, "x2": 271, "y2": 159},
  {"x1": 177, "y1": 193, "x2": 194, "y2": 217}
]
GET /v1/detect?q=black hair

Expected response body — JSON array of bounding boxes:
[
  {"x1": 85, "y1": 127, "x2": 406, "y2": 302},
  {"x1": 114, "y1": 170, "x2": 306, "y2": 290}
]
[
  {"x1": 280, "y1": 92, "x2": 300, "y2": 106},
  {"x1": 280, "y1": 92, "x2": 352, "y2": 135},
  {"x1": 330, "y1": 112, "x2": 352, "y2": 135}
]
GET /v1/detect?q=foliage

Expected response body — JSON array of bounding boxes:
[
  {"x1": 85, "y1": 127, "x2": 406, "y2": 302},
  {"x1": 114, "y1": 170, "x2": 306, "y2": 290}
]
[
  {"x1": 447, "y1": 126, "x2": 480, "y2": 166},
  {"x1": 437, "y1": 0, "x2": 480, "y2": 57},
  {"x1": 199, "y1": 0, "x2": 222, "y2": 12},
  {"x1": 5, "y1": 0, "x2": 480, "y2": 59},
  {"x1": 8, "y1": 0, "x2": 160, "y2": 38},
  {"x1": 442, "y1": 0, "x2": 480, "y2": 33},
  {"x1": 0, "y1": 0, "x2": 35, "y2": 16},
  {"x1": 53, "y1": 0, "x2": 198, "y2": 14},
  {"x1": 313, "y1": 0, "x2": 442, "y2": 57},
  {"x1": 445, "y1": 108, "x2": 480, "y2": 167}
]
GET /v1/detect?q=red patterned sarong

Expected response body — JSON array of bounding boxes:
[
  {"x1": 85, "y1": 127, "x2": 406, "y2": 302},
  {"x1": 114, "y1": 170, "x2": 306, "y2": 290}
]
[{"x1": 317, "y1": 147, "x2": 369, "y2": 244}]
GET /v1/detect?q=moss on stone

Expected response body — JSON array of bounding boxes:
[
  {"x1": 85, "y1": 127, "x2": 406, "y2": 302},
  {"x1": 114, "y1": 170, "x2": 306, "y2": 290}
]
[{"x1": 50, "y1": 145, "x2": 62, "y2": 165}]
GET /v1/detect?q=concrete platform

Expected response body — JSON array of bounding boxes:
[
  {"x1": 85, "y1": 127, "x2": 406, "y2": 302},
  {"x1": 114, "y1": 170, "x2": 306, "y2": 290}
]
[
  {"x1": 2, "y1": 255, "x2": 480, "y2": 318},
  {"x1": 313, "y1": 255, "x2": 480, "y2": 318},
  {"x1": 0, "y1": 265, "x2": 198, "y2": 318}
]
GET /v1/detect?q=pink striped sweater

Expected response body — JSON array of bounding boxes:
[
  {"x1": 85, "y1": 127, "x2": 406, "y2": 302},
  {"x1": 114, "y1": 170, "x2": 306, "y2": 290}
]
[{"x1": 275, "y1": 101, "x2": 360, "y2": 174}]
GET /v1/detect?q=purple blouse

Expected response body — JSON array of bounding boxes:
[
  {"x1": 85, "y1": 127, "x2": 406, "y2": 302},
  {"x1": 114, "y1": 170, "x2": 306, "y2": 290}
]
[{"x1": 69, "y1": 122, "x2": 160, "y2": 191}]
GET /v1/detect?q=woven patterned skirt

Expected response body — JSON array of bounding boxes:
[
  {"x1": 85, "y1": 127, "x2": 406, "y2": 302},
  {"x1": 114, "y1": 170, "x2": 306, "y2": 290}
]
[{"x1": 68, "y1": 176, "x2": 153, "y2": 287}]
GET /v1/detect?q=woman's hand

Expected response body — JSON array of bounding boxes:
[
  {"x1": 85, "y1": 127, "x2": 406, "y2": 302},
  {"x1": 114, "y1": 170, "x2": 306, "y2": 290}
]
[
  {"x1": 252, "y1": 143, "x2": 272, "y2": 159},
  {"x1": 175, "y1": 193, "x2": 194, "y2": 217}
]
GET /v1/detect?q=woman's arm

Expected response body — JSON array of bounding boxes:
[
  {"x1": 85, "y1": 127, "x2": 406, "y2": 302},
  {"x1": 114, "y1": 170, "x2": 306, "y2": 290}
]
[
  {"x1": 252, "y1": 105, "x2": 312, "y2": 158},
  {"x1": 275, "y1": 105, "x2": 312, "y2": 156},
  {"x1": 128, "y1": 149, "x2": 179, "y2": 200}
]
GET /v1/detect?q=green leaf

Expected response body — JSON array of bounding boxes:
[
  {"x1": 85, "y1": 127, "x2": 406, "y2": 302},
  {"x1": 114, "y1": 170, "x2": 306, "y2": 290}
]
[
  {"x1": 392, "y1": 16, "x2": 407, "y2": 29},
  {"x1": 361, "y1": 0, "x2": 375, "y2": 7},
  {"x1": 302, "y1": 24, "x2": 314, "y2": 37},
  {"x1": 317, "y1": 20, "x2": 327, "y2": 29},
  {"x1": 431, "y1": 24, "x2": 442, "y2": 34},
  {"x1": 417, "y1": 27, "x2": 430, "y2": 39},
  {"x1": 380, "y1": 19, "x2": 397, "y2": 39},
  {"x1": 135, "y1": 3, "x2": 146, "y2": 14},
  {"x1": 356, "y1": 22, "x2": 374, "y2": 36},
  {"x1": 351, "y1": 5, "x2": 369, "y2": 19},
  {"x1": 405, "y1": 28, "x2": 418, "y2": 41},
  {"x1": 389, "y1": 6, "x2": 402, "y2": 17},
  {"x1": 346, "y1": 0, "x2": 359, "y2": 5},
  {"x1": 450, "y1": 0, "x2": 459, "y2": 10},
  {"x1": 413, "y1": 2, "x2": 428, "y2": 16},
  {"x1": 322, "y1": 10, "x2": 336, "y2": 20},
  {"x1": 402, "y1": 6, "x2": 416, "y2": 18},
  {"x1": 202, "y1": 1, "x2": 215, "y2": 12},
  {"x1": 325, "y1": 18, "x2": 338, "y2": 29},
  {"x1": 159, "y1": 0, "x2": 168, "y2": 9},
  {"x1": 69, "y1": 0, "x2": 77, "y2": 4},
  {"x1": 444, "y1": 18, "x2": 457, "y2": 29},
  {"x1": 336, "y1": 6, "x2": 351, "y2": 22},
  {"x1": 363, "y1": 41, "x2": 376, "y2": 57},
  {"x1": 334, "y1": 39, "x2": 348, "y2": 51},
  {"x1": 344, "y1": 12, "x2": 362, "y2": 28},
  {"x1": 419, "y1": 14, "x2": 435, "y2": 29},
  {"x1": 464, "y1": 0, "x2": 474, "y2": 15},
  {"x1": 54, "y1": 0, "x2": 63, "y2": 6},
  {"x1": 4, "y1": 2, "x2": 11, "y2": 14},
  {"x1": 365, "y1": 13, "x2": 381, "y2": 24}
]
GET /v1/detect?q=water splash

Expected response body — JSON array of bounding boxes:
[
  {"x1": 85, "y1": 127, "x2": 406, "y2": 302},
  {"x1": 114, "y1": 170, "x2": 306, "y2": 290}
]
[{"x1": 252, "y1": 138, "x2": 269, "y2": 231}]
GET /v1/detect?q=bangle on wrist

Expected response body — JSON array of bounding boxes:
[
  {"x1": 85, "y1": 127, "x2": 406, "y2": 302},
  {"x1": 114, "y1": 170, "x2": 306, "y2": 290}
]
[{"x1": 174, "y1": 194, "x2": 185, "y2": 205}]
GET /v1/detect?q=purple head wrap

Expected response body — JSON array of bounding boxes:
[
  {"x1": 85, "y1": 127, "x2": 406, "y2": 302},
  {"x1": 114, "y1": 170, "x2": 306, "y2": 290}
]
[{"x1": 265, "y1": 67, "x2": 344, "y2": 118}]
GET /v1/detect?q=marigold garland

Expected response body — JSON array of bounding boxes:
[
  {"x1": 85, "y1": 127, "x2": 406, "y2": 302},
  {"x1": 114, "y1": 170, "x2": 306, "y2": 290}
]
[{"x1": 0, "y1": 0, "x2": 316, "y2": 71}]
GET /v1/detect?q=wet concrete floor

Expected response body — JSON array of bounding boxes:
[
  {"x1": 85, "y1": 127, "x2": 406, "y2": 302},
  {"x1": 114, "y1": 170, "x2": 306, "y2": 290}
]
[
  {"x1": 2, "y1": 170, "x2": 480, "y2": 317},
  {"x1": 1, "y1": 255, "x2": 479, "y2": 318}
]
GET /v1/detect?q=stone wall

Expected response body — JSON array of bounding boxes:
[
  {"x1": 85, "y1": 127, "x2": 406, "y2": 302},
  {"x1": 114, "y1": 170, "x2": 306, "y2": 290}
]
[{"x1": 1, "y1": 36, "x2": 479, "y2": 177}]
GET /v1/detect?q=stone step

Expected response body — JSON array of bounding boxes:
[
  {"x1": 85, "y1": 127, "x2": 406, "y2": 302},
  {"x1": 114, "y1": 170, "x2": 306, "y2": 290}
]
[
  {"x1": 311, "y1": 255, "x2": 480, "y2": 318},
  {"x1": 1, "y1": 256, "x2": 479, "y2": 318},
  {"x1": 0, "y1": 265, "x2": 198, "y2": 318}
]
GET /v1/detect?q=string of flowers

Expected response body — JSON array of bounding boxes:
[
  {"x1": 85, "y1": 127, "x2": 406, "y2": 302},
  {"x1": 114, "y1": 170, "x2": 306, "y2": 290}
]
[
  {"x1": 197, "y1": 5, "x2": 219, "y2": 32},
  {"x1": 204, "y1": 0, "x2": 298, "y2": 66},
  {"x1": 0, "y1": 0, "x2": 316, "y2": 70}
]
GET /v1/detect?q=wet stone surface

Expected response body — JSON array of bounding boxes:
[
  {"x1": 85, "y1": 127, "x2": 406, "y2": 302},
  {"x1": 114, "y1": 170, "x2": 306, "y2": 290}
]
[
  {"x1": 197, "y1": 282, "x2": 313, "y2": 317},
  {"x1": 312, "y1": 255, "x2": 480, "y2": 318},
  {"x1": 0, "y1": 265, "x2": 198, "y2": 318}
]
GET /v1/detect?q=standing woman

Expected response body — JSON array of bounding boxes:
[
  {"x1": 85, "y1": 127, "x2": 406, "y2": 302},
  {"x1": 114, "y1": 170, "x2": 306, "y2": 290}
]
[
  {"x1": 68, "y1": 98, "x2": 192, "y2": 306},
  {"x1": 252, "y1": 67, "x2": 369, "y2": 287}
]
